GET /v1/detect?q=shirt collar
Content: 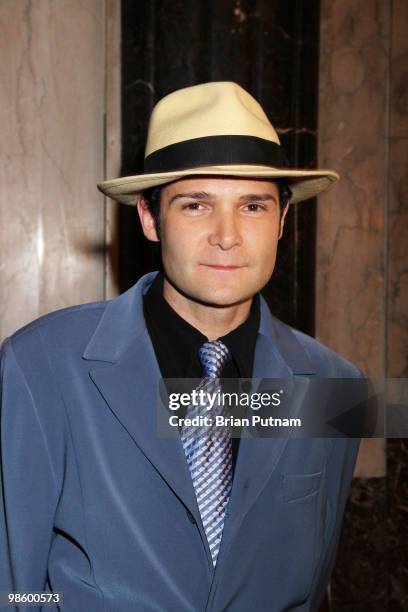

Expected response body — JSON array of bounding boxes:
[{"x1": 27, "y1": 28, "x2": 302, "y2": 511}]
[{"x1": 143, "y1": 272, "x2": 260, "y2": 378}]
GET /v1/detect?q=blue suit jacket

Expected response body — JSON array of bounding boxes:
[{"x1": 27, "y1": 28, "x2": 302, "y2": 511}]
[{"x1": 0, "y1": 272, "x2": 361, "y2": 611}]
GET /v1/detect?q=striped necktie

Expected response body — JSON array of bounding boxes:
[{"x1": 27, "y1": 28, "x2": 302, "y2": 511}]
[{"x1": 180, "y1": 340, "x2": 232, "y2": 566}]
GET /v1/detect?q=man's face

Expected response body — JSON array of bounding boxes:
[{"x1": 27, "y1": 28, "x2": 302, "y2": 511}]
[{"x1": 137, "y1": 176, "x2": 289, "y2": 308}]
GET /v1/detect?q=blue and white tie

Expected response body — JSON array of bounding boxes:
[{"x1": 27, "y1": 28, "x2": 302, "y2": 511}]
[{"x1": 181, "y1": 340, "x2": 232, "y2": 566}]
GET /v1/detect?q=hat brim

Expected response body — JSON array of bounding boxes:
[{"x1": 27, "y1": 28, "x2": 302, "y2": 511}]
[{"x1": 97, "y1": 165, "x2": 339, "y2": 205}]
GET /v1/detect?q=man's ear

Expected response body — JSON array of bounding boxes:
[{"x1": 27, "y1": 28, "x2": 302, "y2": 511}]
[
  {"x1": 278, "y1": 202, "x2": 290, "y2": 239},
  {"x1": 136, "y1": 196, "x2": 160, "y2": 242}
]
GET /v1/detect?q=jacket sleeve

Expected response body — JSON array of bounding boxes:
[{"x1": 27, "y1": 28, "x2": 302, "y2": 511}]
[{"x1": 0, "y1": 336, "x2": 60, "y2": 608}]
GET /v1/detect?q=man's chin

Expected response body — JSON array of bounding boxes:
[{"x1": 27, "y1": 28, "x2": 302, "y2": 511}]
[{"x1": 163, "y1": 273, "x2": 259, "y2": 308}]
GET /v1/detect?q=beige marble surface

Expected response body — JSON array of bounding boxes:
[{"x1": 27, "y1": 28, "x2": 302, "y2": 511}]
[
  {"x1": 387, "y1": 0, "x2": 408, "y2": 380},
  {"x1": 0, "y1": 0, "x2": 106, "y2": 340},
  {"x1": 317, "y1": 0, "x2": 394, "y2": 476},
  {"x1": 105, "y1": 0, "x2": 121, "y2": 299}
]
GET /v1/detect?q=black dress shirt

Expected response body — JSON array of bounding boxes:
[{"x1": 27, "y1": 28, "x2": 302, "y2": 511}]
[{"x1": 143, "y1": 272, "x2": 260, "y2": 473}]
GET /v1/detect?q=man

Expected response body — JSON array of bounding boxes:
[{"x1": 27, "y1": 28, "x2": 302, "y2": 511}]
[{"x1": 0, "y1": 82, "x2": 362, "y2": 611}]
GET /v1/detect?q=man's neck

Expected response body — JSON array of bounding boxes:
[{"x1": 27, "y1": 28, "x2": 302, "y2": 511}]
[{"x1": 162, "y1": 278, "x2": 253, "y2": 341}]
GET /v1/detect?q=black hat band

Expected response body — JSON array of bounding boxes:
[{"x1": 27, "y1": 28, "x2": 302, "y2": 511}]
[{"x1": 144, "y1": 135, "x2": 289, "y2": 173}]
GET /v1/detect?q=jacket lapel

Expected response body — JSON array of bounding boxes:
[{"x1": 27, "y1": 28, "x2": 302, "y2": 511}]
[
  {"x1": 216, "y1": 296, "x2": 317, "y2": 567},
  {"x1": 83, "y1": 272, "x2": 202, "y2": 525}
]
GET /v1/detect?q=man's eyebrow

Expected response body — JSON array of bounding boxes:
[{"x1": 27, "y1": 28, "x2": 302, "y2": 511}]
[
  {"x1": 239, "y1": 193, "x2": 278, "y2": 203},
  {"x1": 168, "y1": 191, "x2": 278, "y2": 205},
  {"x1": 168, "y1": 191, "x2": 212, "y2": 204}
]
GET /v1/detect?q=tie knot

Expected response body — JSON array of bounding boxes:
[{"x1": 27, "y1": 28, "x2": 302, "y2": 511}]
[{"x1": 198, "y1": 340, "x2": 230, "y2": 378}]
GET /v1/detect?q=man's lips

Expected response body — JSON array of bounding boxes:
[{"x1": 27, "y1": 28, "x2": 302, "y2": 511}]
[{"x1": 202, "y1": 264, "x2": 246, "y2": 270}]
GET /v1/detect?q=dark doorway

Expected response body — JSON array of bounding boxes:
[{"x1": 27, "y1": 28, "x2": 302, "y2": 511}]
[{"x1": 120, "y1": 0, "x2": 320, "y2": 334}]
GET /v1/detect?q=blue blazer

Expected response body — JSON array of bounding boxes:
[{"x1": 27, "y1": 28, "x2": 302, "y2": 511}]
[{"x1": 0, "y1": 272, "x2": 361, "y2": 612}]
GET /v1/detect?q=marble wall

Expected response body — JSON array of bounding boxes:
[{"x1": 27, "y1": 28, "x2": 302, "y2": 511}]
[
  {"x1": 318, "y1": 0, "x2": 407, "y2": 609},
  {"x1": 388, "y1": 0, "x2": 408, "y2": 382},
  {"x1": 317, "y1": 0, "x2": 389, "y2": 476},
  {"x1": 386, "y1": 1, "x2": 408, "y2": 608},
  {"x1": 0, "y1": 0, "x2": 109, "y2": 340},
  {"x1": 105, "y1": 0, "x2": 121, "y2": 298}
]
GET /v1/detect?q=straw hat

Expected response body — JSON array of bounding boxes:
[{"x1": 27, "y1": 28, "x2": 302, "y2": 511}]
[{"x1": 97, "y1": 81, "x2": 338, "y2": 205}]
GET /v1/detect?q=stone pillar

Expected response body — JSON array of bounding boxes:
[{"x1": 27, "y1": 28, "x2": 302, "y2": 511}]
[
  {"x1": 318, "y1": 0, "x2": 407, "y2": 609},
  {"x1": 0, "y1": 0, "x2": 109, "y2": 340},
  {"x1": 386, "y1": 0, "x2": 408, "y2": 607},
  {"x1": 317, "y1": 0, "x2": 389, "y2": 477},
  {"x1": 105, "y1": 0, "x2": 121, "y2": 298}
]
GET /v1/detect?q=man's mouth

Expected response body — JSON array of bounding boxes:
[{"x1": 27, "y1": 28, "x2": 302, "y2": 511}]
[{"x1": 202, "y1": 264, "x2": 245, "y2": 270}]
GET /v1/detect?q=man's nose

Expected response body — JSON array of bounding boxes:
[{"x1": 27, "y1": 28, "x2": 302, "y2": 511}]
[{"x1": 207, "y1": 211, "x2": 243, "y2": 250}]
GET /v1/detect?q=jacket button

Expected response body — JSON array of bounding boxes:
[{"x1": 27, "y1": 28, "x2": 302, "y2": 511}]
[{"x1": 186, "y1": 510, "x2": 196, "y2": 524}]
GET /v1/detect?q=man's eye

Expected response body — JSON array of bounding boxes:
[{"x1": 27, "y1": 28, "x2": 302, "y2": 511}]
[
  {"x1": 182, "y1": 202, "x2": 204, "y2": 210},
  {"x1": 245, "y1": 203, "x2": 266, "y2": 212}
]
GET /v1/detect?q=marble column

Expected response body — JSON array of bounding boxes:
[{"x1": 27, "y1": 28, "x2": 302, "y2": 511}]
[
  {"x1": 0, "y1": 0, "x2": 107, "y2": 340},
  {"x1": 317, "y1": 0, "x2": 388, "y2": 476},
  {"x1": 105, "y1": 0, "x2": 121, "y2": 298},
  {"x1": 318, "y1": 0, "x2": 407, "y2": 609},
  {"x1": 386, "y1": 1, "x2": 408, "y2": 608}
]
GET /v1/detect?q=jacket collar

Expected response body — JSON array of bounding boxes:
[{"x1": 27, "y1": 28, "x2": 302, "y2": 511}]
[
  {"x1": 83, "y1": 270, "x2": 316, "y2": 376},
  {"x1": 83, "y1": 271, "x2": 159, "y2": 363}
]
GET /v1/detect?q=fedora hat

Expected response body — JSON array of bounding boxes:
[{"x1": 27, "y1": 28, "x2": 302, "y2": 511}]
[{"x1": 97, "y1": 81, "x2": 338, "y2": 205}]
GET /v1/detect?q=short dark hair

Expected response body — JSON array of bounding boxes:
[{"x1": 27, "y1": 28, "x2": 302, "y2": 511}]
[{"x1": 142, "y1": 179, "x2": 292, "y2": 238}]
